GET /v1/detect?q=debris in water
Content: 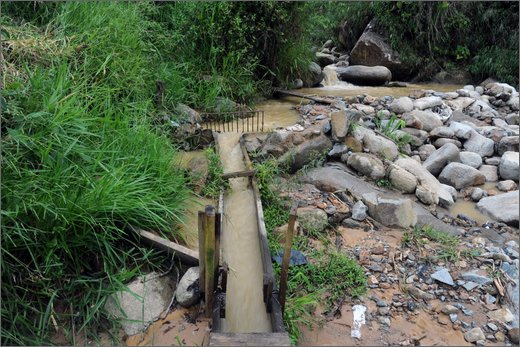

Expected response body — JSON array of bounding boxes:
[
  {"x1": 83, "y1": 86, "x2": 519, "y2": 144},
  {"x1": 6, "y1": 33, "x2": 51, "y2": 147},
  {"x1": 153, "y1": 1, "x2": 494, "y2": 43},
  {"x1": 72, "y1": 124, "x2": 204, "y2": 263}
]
[{"x1": 351, "y1": 304, "x2": 367, "y2": 339}]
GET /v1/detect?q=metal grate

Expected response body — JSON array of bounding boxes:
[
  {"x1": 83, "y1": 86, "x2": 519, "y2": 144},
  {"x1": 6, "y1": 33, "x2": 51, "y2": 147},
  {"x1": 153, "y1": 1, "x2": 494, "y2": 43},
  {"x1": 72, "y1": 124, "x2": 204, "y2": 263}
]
[{"x1": 201, "y1": 110, "x2": 265, "y2": 133}]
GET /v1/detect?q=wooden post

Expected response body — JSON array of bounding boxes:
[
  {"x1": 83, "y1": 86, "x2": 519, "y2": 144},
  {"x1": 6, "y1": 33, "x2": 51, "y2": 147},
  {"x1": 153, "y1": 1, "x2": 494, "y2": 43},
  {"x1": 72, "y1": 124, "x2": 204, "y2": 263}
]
[
  {"x1": 279, "y1": 202, "x2": 298, "y2": 313},
  {"x1": 204, "y1": 205, "x2": 216, "y2": 318},
  {"x1": 198, "y1": 211, "x2": 206, "y2": 295}
]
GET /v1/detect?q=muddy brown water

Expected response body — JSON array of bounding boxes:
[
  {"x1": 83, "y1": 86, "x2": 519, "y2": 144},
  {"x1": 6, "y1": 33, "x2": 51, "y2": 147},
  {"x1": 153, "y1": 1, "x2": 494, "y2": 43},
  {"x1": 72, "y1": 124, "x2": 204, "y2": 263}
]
[
  {"x1": 448, "y1": 182, "x2": 505, "y2": 225},
  {"x1": 216, "y1": 132, "x2": 272, "y2": 333}
]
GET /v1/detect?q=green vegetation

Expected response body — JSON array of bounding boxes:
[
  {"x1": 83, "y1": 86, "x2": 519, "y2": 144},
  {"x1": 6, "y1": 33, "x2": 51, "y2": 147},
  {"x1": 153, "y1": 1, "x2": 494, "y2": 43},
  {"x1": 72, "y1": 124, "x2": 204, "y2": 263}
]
[
  {"x1": 254, "y1": 159, "x2": 366, "y2": 344},
  {"x1": 374, "y1": 112, "x2": 412, "y2": 152},
  {"x1": 201, "y1": 147, "x2": 228, "y2": 199}
]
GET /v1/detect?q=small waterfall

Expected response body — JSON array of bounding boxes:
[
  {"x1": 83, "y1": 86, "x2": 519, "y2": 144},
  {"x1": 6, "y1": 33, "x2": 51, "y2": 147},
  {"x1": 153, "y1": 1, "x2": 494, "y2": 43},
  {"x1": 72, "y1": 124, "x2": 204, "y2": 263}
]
[{"x1": 321, "y1": 65, "x2": 354, "y2": 89}]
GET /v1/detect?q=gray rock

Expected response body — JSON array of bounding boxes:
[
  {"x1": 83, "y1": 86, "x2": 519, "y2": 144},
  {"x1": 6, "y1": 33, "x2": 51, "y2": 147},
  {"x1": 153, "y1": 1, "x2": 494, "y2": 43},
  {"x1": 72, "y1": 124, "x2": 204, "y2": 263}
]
[
  {"x1": 418, "y1": 144, "x2": 436, "y2": 161},
  {"x1": 105, "y1": 272, "x2": 176, "y2": 335},
  {"x1": 362, "y1": 192, "x2": 417, "y2": 228},
  {"x1": 433, "y1": 138, "x2": 462, "y2": 149},
  {"x1": 506, "y1": 113, "x2": 520, "y2": 125},
  {"x1": 298, "y1": 207, "x2": 328, "y2": 232},
  {"x1": 423, "y1": 143, "x2": 461, "y2": 176},
  {"x1": 413, "y1": 96, "x2": 443, "y2": 110},
  {"x1": 302, "y1": 62, "x2": 324, "y2": 87},
  {"x1": 487, "y1": 308, "x2": 515, "y2": 323},
  {"x1": 406, "y1": 110, "x2": 443, "y2": 131},
  {"x1": 499, "y1": 151, "x2": 519, "y2": 181},
  {"x1": 279, "y1": 135, "x2": 332, "y2": 173},
  {"x1": 348, "y1": 25, "x2": 409, "y2": 80},
  {"x1": 347, "y1": 153, "x2": 386, "y2": 180},
  {"x1": 477, "y1": 191, "x2": 519, "y2": 226},
  {"x1": 337, "y1": 65, "x2": 392, "y2": 86},
  {"x1": 176, "y1": 267, "x2": 201, "y2": 308},
  {"x1": 402, "y1": 128, "x2": 429, "y2": 146},
  {"x1": 431, "y1": 268, "x2": 455, "y2": 286},
  {"x1": 497, "y1": 180, "x2": 517, "y2": 192},
  {"x1": 331, "y1": 110, "x2": 348, "y2": 142},
  {"x1": 439, "y1": 162, "x2": 486, "y2": 189},
  {"x1": 429, "y1": 126, "x2": 455, "y2": 139},
  {"x1": 471, "y1": 188, "x2": 484, "y2": 202},
  {"x1": 449, "y1": 121, "x2": 474, "y2": 140},
  {"x1": 388, "y1": 166, "x2": 418, "y2": 193},
  {"x1": 464, "y1": 328, "x2": 485, "y2": 343},
  {"x1": 460, "y1": 270, "x2": 492, "y2": 285},
  {"x1": 464, "y1": 130, "x2": 495, "y2": 157},
  {"x1": 175, "y1": 103, "x2": 202, "y2": 124},
  {"x1": 479, "y1": 165, "x2": 499, "y2": 182},
  {"x1": 395, "y1": 158, "x2": 442, "y2": 205},
  {"x1": 351, "y1": 201, "x2": 368, "y2": 221},
  {"x1": 498, "y1": 136, "x2": 519, "y2": 156},
  {"x1": 315, "y1": 52, "x2": 337, "y2": 67},
  {"x1": 328, "y1": 143, "x2": 349, "y2": 158},
  {"x1": 389, "y1": 97, "x2": 414, "y2": 114},
  {"x1": 460, "y1": 151, "x2": 483, "y2": 169},
  {"x1": 361, "y1": 129, "x2": 399, "y2": 160},
  {"x1": 462, "y1": 281, "x2": 479, "y2": 291},
  {"x1": 485, "y1": 156, "x2": 501, "y2": 166}
]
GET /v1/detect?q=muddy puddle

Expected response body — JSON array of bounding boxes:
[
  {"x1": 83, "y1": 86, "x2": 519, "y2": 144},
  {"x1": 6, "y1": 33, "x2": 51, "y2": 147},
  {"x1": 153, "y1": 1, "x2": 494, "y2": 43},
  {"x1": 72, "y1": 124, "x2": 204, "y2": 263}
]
[
  {"x1": 448, "y1": 182, "x2": 505, "y2": 225},
  {"x1": 216, "y1": 132, "x2": 272, "y2": 333},
  {"x1": 126, "y1": 307, "x2": 210, "y2": 346}
]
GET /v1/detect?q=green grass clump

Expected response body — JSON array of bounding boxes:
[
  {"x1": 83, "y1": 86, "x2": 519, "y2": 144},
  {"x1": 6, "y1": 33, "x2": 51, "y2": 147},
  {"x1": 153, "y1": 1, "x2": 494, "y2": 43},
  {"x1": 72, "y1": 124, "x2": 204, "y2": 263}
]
[
  {"x1": 201, "y1": 147, "x2": 229, "y2": 199},
  {"x1": 374, "y1": 112, "x2": 412, "y2": 152},
  {"x1": 402, "y1": 225, "x2": 460, "y2": 262},
  {"x1": 1, "y1": 63, "x2": 190, "y2": 345}
]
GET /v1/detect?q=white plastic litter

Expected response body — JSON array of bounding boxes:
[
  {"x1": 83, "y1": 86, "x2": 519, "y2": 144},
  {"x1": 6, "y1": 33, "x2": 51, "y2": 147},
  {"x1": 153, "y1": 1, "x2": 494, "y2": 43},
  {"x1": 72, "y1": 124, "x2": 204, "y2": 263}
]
[{"x1": 351, "y1": 304, "x2": 367, "y2": 339}]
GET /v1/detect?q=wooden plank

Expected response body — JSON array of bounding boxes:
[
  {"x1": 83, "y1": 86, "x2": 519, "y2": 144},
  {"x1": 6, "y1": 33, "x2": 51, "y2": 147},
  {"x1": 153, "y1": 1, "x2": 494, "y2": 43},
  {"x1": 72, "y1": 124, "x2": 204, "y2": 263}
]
[
  {"x1": 204, "y1": 205, "x2": 216, "y2": 318},
  {"x1": 209, "y1": 332, "x2": 291, "y2": 346},
  {"x1": 221, "y1": 169, "x2": 256, "y2": 180},
  {"x1": 279, "y1": 202, "x2": 299, "y2": 313},
  {"x1": 129, "y1": 225, "x2": 198, "y2": 265},
  {"x1": 198, "y1": 211, "x2": 206, "y2": 293},
  {"x1": 274, "y1": 89, "x2": 334, "y2": 104},
  {"x1": 270, "y1": 292, "x2": 285, "y2": 333}
]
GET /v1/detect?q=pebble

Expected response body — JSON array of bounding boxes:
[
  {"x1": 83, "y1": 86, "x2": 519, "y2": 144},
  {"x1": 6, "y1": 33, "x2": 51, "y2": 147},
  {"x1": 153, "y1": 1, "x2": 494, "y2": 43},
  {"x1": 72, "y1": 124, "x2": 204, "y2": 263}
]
[
  {"x1": 487, "y1": 308, "x2": 514, "y2": 323},
  {"x1": 379, "y1": 317, "x2": 391, "y2": 327},
  {"x1": 508, "y1": 327, "x2": 519, "y2": 344},
  {"x1": 378, "y1": 307, "x2": 390, "y2": 315},
  {"x1": 437, "y1": 315, "x2": 450, "y2": 325},
  {"x1": 484, "y1": 293, "x2": 496, "y2": 305},
  {"x1": 406, "y1": 301, "x2": 417, "y2": 312},
  {"x1": 487, "y1": 323, "x2": 498, "y2": 331},
  {"x1": 441, "y1": 305, "x2": 459, "y2": 314},
  {"x1": 431, "y1": 268, "x2": 455, "y2": 286},
  {"x1": 376, "y1": 300, "x2": 387, "y2": 307},
  {"x1": 462, "y1": 281, "x2": 479, "y2": 291},
  {"x1": 462, "y1": 308, "x2": 473, "y2": 316},
  {"x1": 406, "y1": 275, "x2": 416, "y2": 284},
  {"x1": 495, "y1": 331, "x2": 506, "y2": 342}
]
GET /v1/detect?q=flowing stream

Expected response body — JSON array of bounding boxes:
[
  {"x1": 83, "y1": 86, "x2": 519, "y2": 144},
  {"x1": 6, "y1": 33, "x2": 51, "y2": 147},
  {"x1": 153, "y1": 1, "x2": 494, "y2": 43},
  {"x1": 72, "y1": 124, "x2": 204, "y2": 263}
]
[{"x1": 216, "y1": 132, "x2": 272, "y2": 333}]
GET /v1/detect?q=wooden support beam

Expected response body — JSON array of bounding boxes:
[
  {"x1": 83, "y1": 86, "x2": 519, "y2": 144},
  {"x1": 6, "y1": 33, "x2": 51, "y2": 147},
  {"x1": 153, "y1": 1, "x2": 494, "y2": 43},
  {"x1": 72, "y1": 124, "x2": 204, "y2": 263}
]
[
  {"x1": 204, "y1": 205, "x2": 216, "y2": 318},
  {"x1": 270, "y1": 292, "x2": 285, "y2": 333},
  {"x1": 209, "y1": 332, "x2": 291, "y2": 346},
  {"x1": 198, "y1": 211, "x2": 206, "y2": 294},
  {"x1": 274, "y1": 89, "x2": 334, "y2": 104},
  {"x1": 279, "y1": 202, "x2": 299, "y2": 313},
  {"x1": 128, "y1": 225, "x2": 198, "y2": 265},
  {"x1": 221, "y1": 169, "x2": 256, "y2": 180}
]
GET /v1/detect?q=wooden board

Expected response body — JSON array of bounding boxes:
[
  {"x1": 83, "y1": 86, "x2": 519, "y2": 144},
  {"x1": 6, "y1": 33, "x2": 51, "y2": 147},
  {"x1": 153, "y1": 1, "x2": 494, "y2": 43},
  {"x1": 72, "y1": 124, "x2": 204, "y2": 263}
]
[
  {"x1": 274, "y1": 89, "x2": 334, "y2": 104},
  {"x1": 130, "y1": 226, "x2": 199, "y2": 265},
  {"x1": 209, "y1": 332, "x2": 291, "y2": 346}
]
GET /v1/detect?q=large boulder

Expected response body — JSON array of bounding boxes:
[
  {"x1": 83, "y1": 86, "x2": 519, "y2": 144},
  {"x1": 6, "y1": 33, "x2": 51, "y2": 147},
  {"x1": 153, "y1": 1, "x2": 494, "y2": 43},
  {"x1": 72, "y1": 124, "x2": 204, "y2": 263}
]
[
  {"x1": 395, "y1": 158, "x2": 453, "y2": 206},
  {"x1": 362, "y1": 192, "x2": 417, "y2": 228},
  {"x1": 176, "y1": 267, "x2": 201, "y2": 308},
  {"x1": 477, "y1": 191, "x2": 519, "y2": 227},
  {"x1": 349, "y1": 22, "x2": 410, "y2": 80},
  {"x1": 463, "y1": 130, "x2": 495, "y2": 157},
  {"x1": 105, "y1": 272, "x2": 176, "y2": 335},
  {"x1": 337, "y1": 65, "x2": 391, "y2": 86},
  {"x1": 459, "y1": 151, "x2": 482, "y2": 169},
  {"x1": 302, "y1": 62, "x2": 324, "y2": 87},
  {"x1": 388, "y1": 166, "x2": 418, "y2": 193},
  {"x1": 316, "y1": 52, "x2": 337, "y2": 68},
  {"x1": 298, "y1": 207, "x2": 328, "y2": 232},
  {"x1": 439, "y1": 162, "x2": 486, "y2": 189},
  {"x1": 405, "y1": 110, "x2": 443, "y2": 131},
  {"x1": 479, "y1": 165, "x2": 499, "y2": 182},
  {"x1": 357, "y1": 128, "x2": 399, "y2": 160},
  {"x1": 389, "y1": 97, "x2": 414, "y2": 114},
  {"x1": 346, "y1": 153, "x2": 386, "y2": 180},
  {"x1": 423, "y1": 143, "x2": 461, "y2": 176},
  {"x1": 175, "y1": 103, "x2": 202, "y2": 124},
  {"x1": 449, "y1": 121, "x2": 474, "y2": 140},
  {"x1": 499, "y1": 151, "x2": 519, "y2": 181},
  {"x1": 413, "y1": 96, "x2": 443, "y2": 111},
  {"x1": 331, "y1": 109, "x2": 362, "y2": 142},
  {"x1": 279, "y1": 135, "x2": 332, "y2": 173},
  {"x1": 498, "y1": 136, "x2": 520, "y2": 156}
]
